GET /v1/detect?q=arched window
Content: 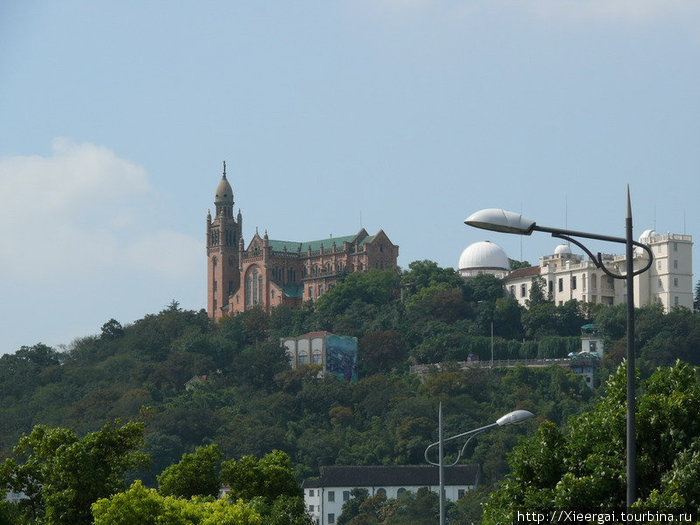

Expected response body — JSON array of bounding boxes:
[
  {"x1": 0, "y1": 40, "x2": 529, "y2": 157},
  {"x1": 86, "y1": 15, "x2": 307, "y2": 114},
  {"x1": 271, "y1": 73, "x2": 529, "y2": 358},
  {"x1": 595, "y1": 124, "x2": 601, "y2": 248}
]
[
  {"x1": 376, "y1": 488, "x2": 386, "y2": 496},
  {"x1": 245, "y1": 267, "x2": 263, "y2": 307}
]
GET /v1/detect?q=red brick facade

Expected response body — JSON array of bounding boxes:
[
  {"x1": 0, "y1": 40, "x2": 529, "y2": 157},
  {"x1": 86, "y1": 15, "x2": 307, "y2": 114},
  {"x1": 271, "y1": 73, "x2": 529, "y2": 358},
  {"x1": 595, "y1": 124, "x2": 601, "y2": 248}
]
[{"x1": 207, "y1": 168, "x2": 399, "y2": 321}]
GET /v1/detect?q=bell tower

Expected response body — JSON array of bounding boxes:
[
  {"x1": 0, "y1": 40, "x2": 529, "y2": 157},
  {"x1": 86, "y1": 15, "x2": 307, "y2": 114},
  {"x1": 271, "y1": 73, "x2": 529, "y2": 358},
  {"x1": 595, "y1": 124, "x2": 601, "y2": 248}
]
[{"x1": 207, "y1": 162, "x2": 243, "y2": 320}]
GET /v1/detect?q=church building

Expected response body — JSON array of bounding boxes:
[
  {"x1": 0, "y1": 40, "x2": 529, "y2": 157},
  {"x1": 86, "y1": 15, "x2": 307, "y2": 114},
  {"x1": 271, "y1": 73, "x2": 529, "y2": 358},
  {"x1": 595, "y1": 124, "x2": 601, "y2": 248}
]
[{"x1": 207, "y1": 165, "x2": 399, "y2": 321}]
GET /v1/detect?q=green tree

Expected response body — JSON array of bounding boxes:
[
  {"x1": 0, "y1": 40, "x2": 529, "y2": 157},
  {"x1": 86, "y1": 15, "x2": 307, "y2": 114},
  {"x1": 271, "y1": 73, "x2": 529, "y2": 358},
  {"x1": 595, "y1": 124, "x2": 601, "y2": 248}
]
[
  {"x1": 158, "y1": 444, "x2": 223, "y2": 499},
  {"x1": 400, "y1": 260, "x2": 463, "y2": 299},
  {"x1": 405, "y1": 287, "x2": 469, "y2": 325},
  {"x1": 338, "y1": 488, "x2": 370, "y2": 525},
  {"x1": 220, "y1": 451, "x2": 310, "y2": 525},
  {"x1": 482, "y1": 361, "x2": 700, "y2": 522},
  {"x1": 314, "y1": 270, "x2": 400, "y2": 325},
  {"x1": 381, "y1": 487, "x2": 438, "y2": 525},
  {"x1": 508, "y1": 258, "x2": 531, "y2": 271},
  {"x1": 92, "y1": 480, "x2": 262, "y2": 525},
  {"x1": 0, "y1": 421, "x2": 148, "y2": 525},
  {"x1": 221, "y1": 450, "x2": 302, "y2": 503},
  {"x1": 100, "y1": 318, "x2": 124, "y2": 340},
  {"x1": 525, "y1": 277, "x2": 548, "y2": 307},
  {"x1": 463, "y1": 274, "x2": 505, "y2": 304},
  {"x1": 358, "y1": 330, "x2": 407, "y2": 376}
]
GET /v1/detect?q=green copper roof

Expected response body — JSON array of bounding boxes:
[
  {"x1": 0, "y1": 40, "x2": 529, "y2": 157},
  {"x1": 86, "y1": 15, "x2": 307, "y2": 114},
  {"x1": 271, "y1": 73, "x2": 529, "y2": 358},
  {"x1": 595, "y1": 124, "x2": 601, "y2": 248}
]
[
  {"x1": 281, "y1": 285, "x2": 304, "y2": 298},
  {"x1": 268, "y1": 234, "x2": 360, "y2": 253}
]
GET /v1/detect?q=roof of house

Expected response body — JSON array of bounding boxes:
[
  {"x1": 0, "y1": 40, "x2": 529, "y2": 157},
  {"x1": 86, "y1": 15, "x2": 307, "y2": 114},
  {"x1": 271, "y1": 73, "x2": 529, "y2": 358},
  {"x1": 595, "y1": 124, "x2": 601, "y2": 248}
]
[
  {"x1": 267, "y1": 229, "x2": 383, "y2": 254},
  {"x1": 302, "y1": 465, "x2": 479, "y2": 488},
  {"x1": 281, "y1": 285, "x2": 304, "y2": 298},
  {"x1": 503, "y1": 266, "x2": 541, "y2": 280}
]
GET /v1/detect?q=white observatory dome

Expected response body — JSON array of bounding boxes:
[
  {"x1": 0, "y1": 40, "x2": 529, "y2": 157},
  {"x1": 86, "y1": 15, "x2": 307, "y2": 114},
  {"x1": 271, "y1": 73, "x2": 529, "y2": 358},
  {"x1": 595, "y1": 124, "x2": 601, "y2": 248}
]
[
  {"x1": 638, "y1": 229, "x2": 657, "y2": 243},
  {"x1": 554, "y1": 243, "x2": 572, "y2": 256},
  {"x1": 458, "y1": 241, "x2": 510, "y2": 279}
]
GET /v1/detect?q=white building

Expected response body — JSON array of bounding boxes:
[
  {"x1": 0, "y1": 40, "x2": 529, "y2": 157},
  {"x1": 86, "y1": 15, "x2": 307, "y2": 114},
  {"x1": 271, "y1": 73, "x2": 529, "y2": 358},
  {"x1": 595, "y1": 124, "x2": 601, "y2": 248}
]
[
  {"x1": 489, "y1": 230, "x2": 693, "y2": 311},
  {"x1": 302, "y1": 465, "x2": 479, "y2": 525}
]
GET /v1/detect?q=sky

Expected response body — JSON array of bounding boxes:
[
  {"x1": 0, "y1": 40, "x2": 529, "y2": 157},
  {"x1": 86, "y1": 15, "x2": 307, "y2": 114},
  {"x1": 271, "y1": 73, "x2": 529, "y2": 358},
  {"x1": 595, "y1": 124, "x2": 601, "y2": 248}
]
[{"x1": 1, "y1": 1, "x2": 699, "y2": 354}]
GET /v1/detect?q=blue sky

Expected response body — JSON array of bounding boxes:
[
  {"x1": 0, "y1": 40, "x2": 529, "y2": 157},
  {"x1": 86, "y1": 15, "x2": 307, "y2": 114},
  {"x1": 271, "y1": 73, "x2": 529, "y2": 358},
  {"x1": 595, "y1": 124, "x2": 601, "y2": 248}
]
[{"x1": 1, "y1": 1, "x2": 699, "y2": 354}]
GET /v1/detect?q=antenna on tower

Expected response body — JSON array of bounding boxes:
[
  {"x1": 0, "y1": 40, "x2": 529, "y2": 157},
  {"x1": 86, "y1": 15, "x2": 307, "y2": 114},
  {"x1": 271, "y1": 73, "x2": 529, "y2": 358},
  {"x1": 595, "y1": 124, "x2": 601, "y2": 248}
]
[
  {"x1": 565, "y1": 194, "x2": 570, "y2": 248},
  {"x1": 223, "y1": 160, "x2": 227, "y2": 177},
  {"x1": 683, "y1": 209, "x2": 687, "y2": 235}
]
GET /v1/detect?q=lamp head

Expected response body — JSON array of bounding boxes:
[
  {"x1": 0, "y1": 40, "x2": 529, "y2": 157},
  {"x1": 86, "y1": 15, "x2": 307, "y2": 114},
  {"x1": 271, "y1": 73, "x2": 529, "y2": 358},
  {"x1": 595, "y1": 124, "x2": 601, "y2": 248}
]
[
  {"x1": 496, "y1": 410, "x2": 535, "y2": 426},
  {"x1": 464, "y1": 209, "x2": 536, "y2": 235}
]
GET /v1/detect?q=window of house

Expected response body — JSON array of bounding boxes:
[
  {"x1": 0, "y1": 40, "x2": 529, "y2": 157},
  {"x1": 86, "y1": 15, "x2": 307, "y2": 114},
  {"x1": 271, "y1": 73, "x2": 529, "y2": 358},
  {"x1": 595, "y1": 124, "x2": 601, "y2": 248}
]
[
  {"x1": 397, "y1": 488, "x2": 406, "y2": 496},
  {"x1": 674, "y1": 242, "x2": 678, "y2": 251},
  {"x1": 328, "y1": 491, "x2": 335, "y2": 502},
  {"x1": 675, "y1": 296, "x2": 680, "y2": 306},
  {"x1": 549, "y1": 280, "x2": 554, "y2": 295},
  {"x1": 309, "y1": 489, "x2": 314, "y2": 497},
  {"x1": 458, "y1": 489, "x2": 466, "y2": 499},
  {"x1": 309, "y1": 505, "x2": 314, "y2": 512},
  {"x1": 328, "y1": 514, "x2": 335, "y2": 524},
  {"x1": 343, "y1": 491, "x2": 350, "y2": 501},
  {"x1": 558, "y1": 278, "x2": 564, "y2": 292},
  {"x1": 376, "y1": 488, "x2": 386, "y2": 496},
  {"x1": 509, "y1": 285, "x2": 515, "y2": 297},
  {"x1": 674, "y1": 278, "x2": 679, "y2": 287},
  {"x1": 520, "y1": 284, "x2": 527, "y2": 297},
  {"x1": 674, "y1": 259, "x2": 678, "y2": 269},
  {"x1": 571, "y1": 276, "x2": 577, "y2": 290}
]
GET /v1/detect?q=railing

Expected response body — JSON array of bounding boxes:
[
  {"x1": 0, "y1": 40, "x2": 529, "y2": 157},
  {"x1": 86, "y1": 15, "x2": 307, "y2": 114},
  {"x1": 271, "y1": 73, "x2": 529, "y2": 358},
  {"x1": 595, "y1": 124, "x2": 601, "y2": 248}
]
[{"x1": 410, "y1": 357, "x2": 600, "y2": 376}]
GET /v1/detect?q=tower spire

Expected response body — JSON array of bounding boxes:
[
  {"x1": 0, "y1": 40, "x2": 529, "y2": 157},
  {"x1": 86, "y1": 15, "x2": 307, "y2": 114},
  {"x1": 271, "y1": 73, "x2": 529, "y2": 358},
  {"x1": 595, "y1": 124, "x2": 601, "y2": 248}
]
[{"x1": 223, "y1": 160, "x2": 227, "y2": 179}]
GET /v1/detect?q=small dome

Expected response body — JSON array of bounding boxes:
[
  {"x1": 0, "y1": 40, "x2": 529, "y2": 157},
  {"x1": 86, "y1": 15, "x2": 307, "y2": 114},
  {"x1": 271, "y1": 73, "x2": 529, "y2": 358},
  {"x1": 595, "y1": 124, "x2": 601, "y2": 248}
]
[
  {"x1": 215, "y1": 174, "x2": 233, "y2": 204},
  {"x1": 458, "y1": 241, "x2": 510, "y2": 272},
  {"x1": 554, "y1": 243, "x2": 572, "y2": 255},
  {"x1": 639, "y1": 229, "x2": 657, "y2": 243}
]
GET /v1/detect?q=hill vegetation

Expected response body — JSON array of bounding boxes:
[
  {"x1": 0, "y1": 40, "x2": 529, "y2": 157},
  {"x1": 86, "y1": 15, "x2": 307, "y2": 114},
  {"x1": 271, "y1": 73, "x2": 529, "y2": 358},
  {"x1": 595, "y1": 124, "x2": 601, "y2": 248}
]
[{"x1": 1, "y1": 261, "x2": 698, "y2": 523}]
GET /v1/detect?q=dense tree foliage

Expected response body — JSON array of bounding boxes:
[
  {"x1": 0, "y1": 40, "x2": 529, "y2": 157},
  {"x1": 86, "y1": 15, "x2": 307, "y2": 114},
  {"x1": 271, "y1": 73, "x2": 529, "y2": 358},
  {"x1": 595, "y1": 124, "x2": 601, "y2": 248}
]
[
  {"x1": 482, "y1": 361, "x2": 700, "y2": 522},
  {"x1": 0, "y1": 265, "x2": 698, "y2": 522},
  {"x1": 92, "y1": 480, "x2": 262, "y2": 525},
  {"x1": 158, "y1": 444, "x2": 223, "y2": 499},
  {"x1": 0, "y1": 421, "x2": 148, "y2": 525}
]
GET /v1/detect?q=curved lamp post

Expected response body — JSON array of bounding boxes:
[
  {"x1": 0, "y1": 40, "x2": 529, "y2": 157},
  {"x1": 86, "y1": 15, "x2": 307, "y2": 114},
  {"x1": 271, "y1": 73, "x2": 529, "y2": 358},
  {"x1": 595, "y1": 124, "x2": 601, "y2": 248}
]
[
  {"x1": 464, "y1": 188, "x2": 653, "y2": 509},
  {"x1": 425, "y1": 404, "x2": 534, "y2": 525}
]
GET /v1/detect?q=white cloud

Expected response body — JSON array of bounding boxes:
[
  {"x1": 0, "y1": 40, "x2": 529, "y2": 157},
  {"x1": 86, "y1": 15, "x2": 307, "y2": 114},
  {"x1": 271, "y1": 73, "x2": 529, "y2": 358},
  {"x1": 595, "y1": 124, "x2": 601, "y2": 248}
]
[{"x1": 0, "y1": 139, "x2": 199, "y2": 281}]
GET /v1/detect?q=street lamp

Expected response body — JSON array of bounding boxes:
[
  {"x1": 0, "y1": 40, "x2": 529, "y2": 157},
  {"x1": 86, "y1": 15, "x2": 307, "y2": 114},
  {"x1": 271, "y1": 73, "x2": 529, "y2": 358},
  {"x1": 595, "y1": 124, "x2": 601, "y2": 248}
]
[
  {"x1": 424, "y1": 403, "x2": 534, "y2": 525},
  {"x1": 464, "y1": 188, "x2": 653, "y2": 508}
]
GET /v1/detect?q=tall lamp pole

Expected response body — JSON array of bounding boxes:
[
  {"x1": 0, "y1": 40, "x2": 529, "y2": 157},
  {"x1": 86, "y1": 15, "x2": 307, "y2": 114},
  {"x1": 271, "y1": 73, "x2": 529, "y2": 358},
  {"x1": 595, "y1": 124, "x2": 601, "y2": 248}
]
[
  {"x1": 463, "y1": 188, "x2": 653, "y2": 508},
  {"x1": 425, "y1": 404, "x2": 534, "y2": 525}
]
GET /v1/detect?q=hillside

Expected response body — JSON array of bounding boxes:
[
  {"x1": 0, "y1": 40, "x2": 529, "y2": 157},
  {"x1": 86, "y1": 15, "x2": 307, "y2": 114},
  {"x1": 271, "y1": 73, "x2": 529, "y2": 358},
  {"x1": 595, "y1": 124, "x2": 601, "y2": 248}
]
[{"x1": 1, "y1": 262, "x2": 697, "y2": 489}]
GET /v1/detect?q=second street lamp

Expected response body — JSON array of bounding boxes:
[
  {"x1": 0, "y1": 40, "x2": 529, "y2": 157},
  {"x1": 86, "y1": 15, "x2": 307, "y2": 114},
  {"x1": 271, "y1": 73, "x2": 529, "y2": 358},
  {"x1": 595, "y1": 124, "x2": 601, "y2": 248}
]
[
  {"x1": 424, "y1": 404, "x2": 534, "y2": 525},
  {"x1": 464, "y1": 188, "x2": 653, "y2": 508}
]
